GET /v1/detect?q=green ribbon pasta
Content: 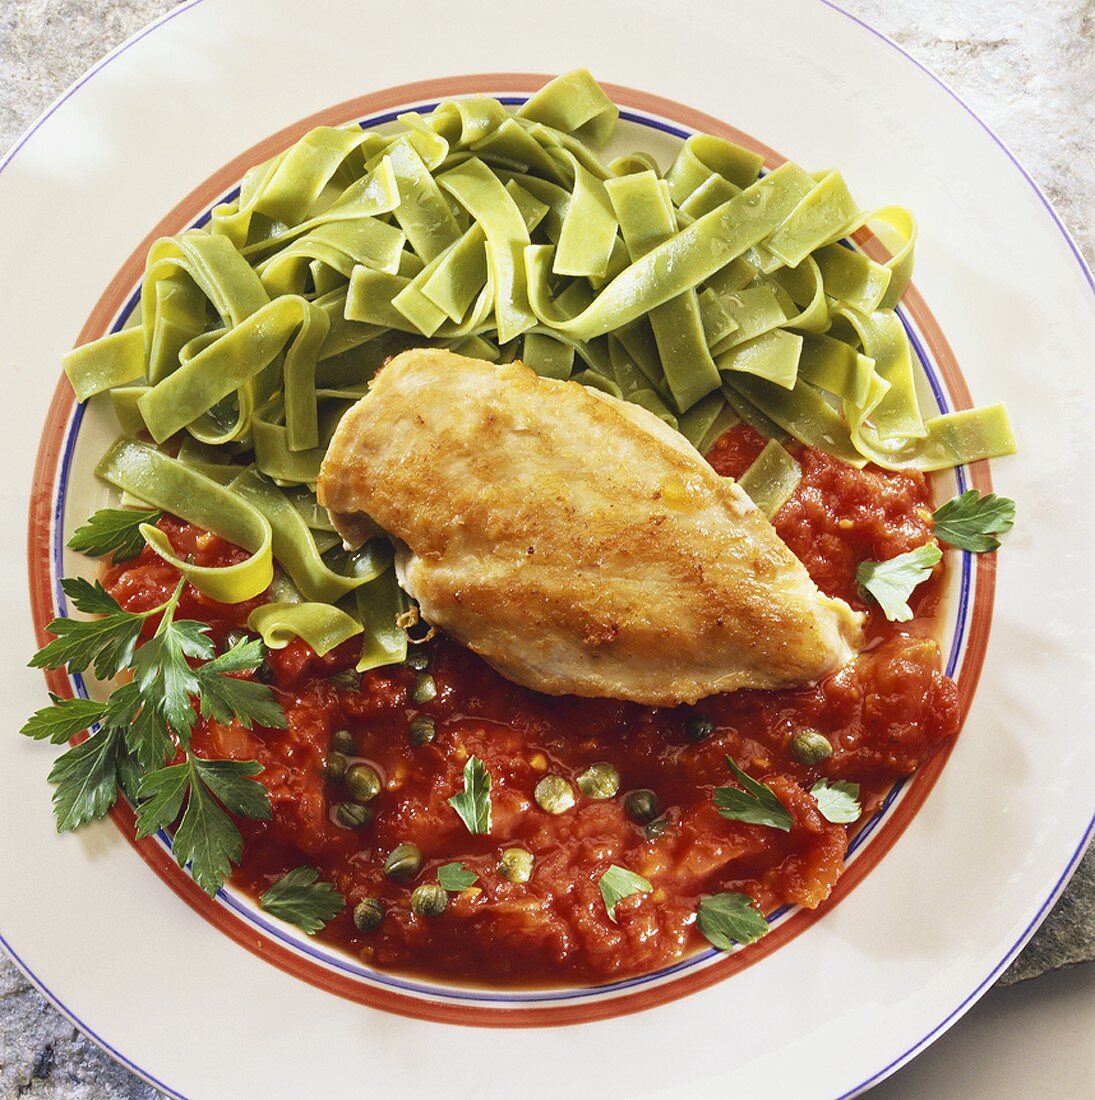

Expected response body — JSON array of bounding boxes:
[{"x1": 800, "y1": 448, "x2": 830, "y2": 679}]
[
  {"x1": 248, "y1": 602, "x2": 363, "y2": 657},
  {"x1": 737, "y1": 439, "x2": 802, "y2": 518},
  {"x1": 95, "y1": 439, "x2": 274, "y2": 602},
  {"x1": 60, "y1": 69, "x2": 1014, "y2": 647}
]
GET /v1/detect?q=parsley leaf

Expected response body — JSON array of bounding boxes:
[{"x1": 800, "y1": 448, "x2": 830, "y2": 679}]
[
  {"x1": 448, "y1": 755, "x2": 492, "y2": 835},
  {"x1": 26, "y1": 564, "x2": 287, "y2": 897},
  {"x1": 135, "y1": 757, "x2": 272, "y2": 895},
  {"x1": 714, "y1": 757, "x2": 793, "y2": 831},
  {"x1": 598, "y1": 864, "x2": 652, "y2": 922},
  {"x1": 29, "y1": 608, "x2": 144, "y2": 680},
  {"x1": 191, "y1": 758, "x2": 271, "y2": 821},
  {"x1": 115, "y1": 745, "x2": 144, "y2": 804},
  {"x1": 132, "y1": 593, "x2": 213, "y2": 742},
  {"x1": 856, "y1": 543, "x2": 942, "y2": 622},
  {"x1": 171, "y1": 760, "x2": 245, "y2": 897},
  {"x1": 811, "y1": 779, "x2": 862, "y2": 823},
  {"x1": 61, "y1": 577, "x2": 126, "y2": 616},
  {"x1": 67, "y1": 507, "x2": 161, "y2": 562},
  {"x1": 134, "y1": 762, "x2": 190, "y2": 839},
  {"x1": 48, "y1": 729, "x2": 123, "y2": 832},
  {"x1": 195, "y1": 640, "x2": 287, "y2": 730},
  {"x1": 933, "y1": 490, "x2": 1016, "y2": 553},
  {"x1": 118, "y1": 692, "x2": 174, "y2": 772},
  {"x1": 260, "y1": 867, "x2": 345, "y2": 934},
  {"x1": 437, "y1": 862, "x2": 478, "y2": 891},
  {"x1": 696, "y1": 892, "x2": 769, "y2": 949},
  {"x1": 21, "y1": 694, "x2": 106, "y2": 743}
]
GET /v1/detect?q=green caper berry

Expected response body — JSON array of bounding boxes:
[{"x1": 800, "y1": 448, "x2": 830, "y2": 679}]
[
  {"x1": 410, "y1": 883, "x2": 448, "y2": 917},
  {"x1": 352, "y1": 897, "x2": 385, "y2": 932},
  {"x1": 410, "y1": 672, "x2": 437, "y2": 705},
  {"x1": 624, "y1": 789, "x2": 661, "y2": 825},
  {"x1": 384, "y1": 842, "x2": 423, "y2": 881},
  {"x1": 335, "y1": 801, "x2": 374, "y2": 829},
  {"x1": 330, "y1": 668, "x2": 361, "y2": 691},
  {"x1": 790, "y1": 728, "x2": 833, "y2": 766},
  {"x1": 254, "y1": 660, "x2": 275, "y2": 685},
  {"x1": 331, "y1": 729, "x2": 356, "y2": 755},
  {"x1": 408, "y1": 714, "x2": 436, "y2": 747},
  {"x1": 645, "y1": 817, "x2": 669, "y2": 841},
  {"x1": 534, "y1": 774, "x2": 575, "y2": 815},
  {"x1": 324, "y1": 751, "x2": 348, "y2": 783},
  {"x1": 222, "y1": 629, "x2": 250, "y2": 653},
  {"x1": 344, "y1": 762, "x2": 382, "y2": 803},
  {"x1": 685, "y1": 713, "x2": 715, "y2": 742},
  {"x1": 404, "y1": 648, "x2": 430, "y2": 671},
  {"x1": 498, "y1": 847, "x2": 535, "y2": 883},
  {"x1": 577, "y1": 762, "x2": 621, "y2": 800}
]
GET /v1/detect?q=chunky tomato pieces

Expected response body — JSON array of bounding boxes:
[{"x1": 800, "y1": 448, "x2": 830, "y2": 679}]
[{"x1": 106, "y1": 427, "x2": 959, "y2": 986}]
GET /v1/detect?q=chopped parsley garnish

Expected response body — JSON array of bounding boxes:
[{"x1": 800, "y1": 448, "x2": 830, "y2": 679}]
[
  {"x1": 447, "y1": 755, "x2": 492, "y2": 835},
  {"x1": 932, "y1": 490, "x2": 1016, "y2": 553},
  {"x1": 259, "y1": 867, "x2": 345, "y2": 934},
  {"x1": 67, "y1": 507, "x2": 162, "y2": 563},
  {"x1": 714, "y1": 757, "x2": 793, "y2": 831},
  {"x1": 24, "y1": 567, "x2": 286, "y2": 896},
  {"x1": 811, "y1": 779, "x2": 862, "y2": 824},
  {"x1": 856, "y1": 543, "x2": 942, "y2": 622},
  {"x1": 696, "y1": 892, "x2": 769, "y2": 949},
  {"x1": 598, "y1": 864, "x2": 652, "y2": 922},
  {"x1": 437, "y1": 862, "x2": 478, "y2": 891}
]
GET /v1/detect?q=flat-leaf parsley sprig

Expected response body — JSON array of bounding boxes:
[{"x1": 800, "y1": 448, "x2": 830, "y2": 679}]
[{"x1": 22, "y1": 520, "x2": 289, "y2": 897}]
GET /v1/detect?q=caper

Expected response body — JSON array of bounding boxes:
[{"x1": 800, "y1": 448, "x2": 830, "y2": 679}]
[
  {"x1": 335, "y1": 801, "x2": 374, "y2": 829},
  {"x1": 408, "y1": 714, "x2": 436, "y2": 747},
  {"x1": 254, "y1": 660, "x2": 275, "y2": 685},
  {"x1": 330, "y1": 668, "x2": 361, "y2": 691},
  {"x1": 645, "y1": 817, "x2": 669, "y2": 841},
  {"x1": 534, "y1": 774, "x2": 575, "y2": 815},
  {"x1": 352, "y1": 897, "x2": 385, "y2": 932},
  {"x1": 410, "y1": 883, "x2": 448, "y2": 917},
  {"x1": 404, "y1": 648, "x2": 430, "y2": 672},
  {"x1": 410, "y1": 672, "x2": 437, "y2": 705},
  {"x1": 498, "y1": 847, "x2": 535, "y2": 883},
  {"x1": 685, "y1": 713, "x2": 715, "y2": 742},
  {"x1": 577, "y1": 762, "x2": 621, "y2": 800},
  {"x1": 222, "y1": 629, "x2": 250, "y2": 653},
  {"x1": 331, "y1": 729, "x2": 356, "y2": 755},
  {"x1": 624, "y1": 789, "x2": 661, "y2": 825},
  {"x1": 324, "y1": 751, "x2": 348, "y2": 783},
  {"x1": 384, "y1": 842, "x2": 423, "y2": 881},
  {"x1": 344, "y1": 762, "x2": 382, "y2": 803},
  {"x1": 790, "y1": 728, "x2": 833, "y2": 766}
]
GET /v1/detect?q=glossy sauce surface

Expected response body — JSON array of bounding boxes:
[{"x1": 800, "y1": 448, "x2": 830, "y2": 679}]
[{"x1": 104, "y1": 426, "x2": 958, "y2": 986}]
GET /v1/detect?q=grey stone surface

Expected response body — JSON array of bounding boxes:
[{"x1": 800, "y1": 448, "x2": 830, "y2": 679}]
[{"x1": 0, "y1": 0, "x2": 1090, "y2": 1095}]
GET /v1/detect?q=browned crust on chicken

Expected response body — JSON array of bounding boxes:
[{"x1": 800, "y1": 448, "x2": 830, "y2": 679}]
[{"x1": 318, "y1": 349, "x2": 862, "y2": 704}]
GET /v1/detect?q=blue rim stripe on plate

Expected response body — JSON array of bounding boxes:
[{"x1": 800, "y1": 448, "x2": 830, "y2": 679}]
[{"x1": 47, "y1": 101, "x2": 972, "y2": 1005}]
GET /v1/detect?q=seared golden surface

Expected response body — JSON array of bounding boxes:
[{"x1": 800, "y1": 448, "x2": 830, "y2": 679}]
[{"x1": 318, "y1": 350, "x2": 861, "y2": 704}]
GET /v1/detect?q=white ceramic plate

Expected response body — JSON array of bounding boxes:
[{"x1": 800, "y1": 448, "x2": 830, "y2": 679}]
[{"x1": 0, "y1": 1, "x2": 1091, "y2": 1096}]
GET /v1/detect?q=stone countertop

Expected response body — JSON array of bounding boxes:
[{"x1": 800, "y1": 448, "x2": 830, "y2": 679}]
[{"x1": 0, "y1": 1, "x2": 1091, "y2": 1096}]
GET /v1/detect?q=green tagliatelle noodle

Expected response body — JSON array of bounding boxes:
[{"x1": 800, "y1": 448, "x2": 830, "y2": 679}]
[{"x1": 61, "y1": 69, "x2": 1015, "y2": 663}]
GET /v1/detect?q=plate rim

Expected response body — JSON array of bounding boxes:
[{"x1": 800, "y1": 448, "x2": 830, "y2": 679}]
[
  {"x1": 0, "y1": 1, "x2": 1090, "y2": 1097},
  {"x1": 27, "y1": 72, "x2": 997, "y2": 1026}
]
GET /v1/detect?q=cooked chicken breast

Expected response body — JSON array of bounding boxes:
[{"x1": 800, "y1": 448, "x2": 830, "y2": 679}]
[{"x1": 318, "y1": 349, "x2": 862, "y2": 705}]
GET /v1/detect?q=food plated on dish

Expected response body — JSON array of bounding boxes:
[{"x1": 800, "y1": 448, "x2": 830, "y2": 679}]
[{"x1": 22, "y1": 70, "x2": 1017, "y2": 990}]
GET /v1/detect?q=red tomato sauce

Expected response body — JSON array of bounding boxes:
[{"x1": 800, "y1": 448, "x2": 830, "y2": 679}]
[{"x1": 103, "y1": 425, "x2": 959, "y2": 987}]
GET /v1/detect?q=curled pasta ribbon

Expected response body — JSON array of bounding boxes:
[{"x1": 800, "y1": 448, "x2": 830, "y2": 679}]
[
  {"x1": 95, "y1": 439, "x2": 274, "y2": 602},
  {"x1": 248, "y1": 602, "x2": 363, "y2": 657},
  {"x1": 229, "y1": 468, "x2": 373, "y2": 604}
]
